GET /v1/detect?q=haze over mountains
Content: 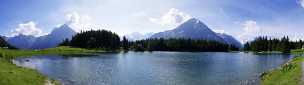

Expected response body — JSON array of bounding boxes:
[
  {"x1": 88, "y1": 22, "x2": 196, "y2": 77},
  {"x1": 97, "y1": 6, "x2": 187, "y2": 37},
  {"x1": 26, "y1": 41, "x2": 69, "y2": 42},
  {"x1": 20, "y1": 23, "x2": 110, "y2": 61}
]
[
  {"x1": 125, "y1": 32, "x2": 154, "y2": 41},
  {"x1": 4, "y1": 18, "x2": 241, "y2": 49}
]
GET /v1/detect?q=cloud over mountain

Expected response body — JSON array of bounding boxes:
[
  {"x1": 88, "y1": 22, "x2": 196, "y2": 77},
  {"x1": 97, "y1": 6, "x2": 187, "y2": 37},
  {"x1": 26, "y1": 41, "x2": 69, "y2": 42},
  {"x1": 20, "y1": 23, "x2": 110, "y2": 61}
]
[
  {"x1": 11, "y1": 21, "x2": 42, "y2": 37},
  {"x1": 64, "y1": 12, "x2": 97, "y2": 32},
  {"x1": 66, "y1": 12, "x2": 81, "y2": 25},
  {"x1": 239, "y1": 20, "x2": 261, "y2": 43},
  {"x1": 149, "y1": 8, "x2": 192, "y2": 28}
]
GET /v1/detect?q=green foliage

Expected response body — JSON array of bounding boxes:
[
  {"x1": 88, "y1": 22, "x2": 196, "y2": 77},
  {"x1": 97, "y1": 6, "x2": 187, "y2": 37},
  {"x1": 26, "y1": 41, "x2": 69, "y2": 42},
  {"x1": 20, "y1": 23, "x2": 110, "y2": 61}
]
[
  {"x1": 129, "y1": 38, "x2": 239, "y2": 52},
  {"x1": 243, "y1": 36, "x2": 303, "y2": 53},
  {"x1": 70, "y1": 30, "x2": 120, "y2": 50},
  {"x1": 291, "y1": 49, "x2": 304, "y2": 54},
  {"x1": 0, "y1": 46, "x2": 97, "y2": 60},
  {"x1": 121, "y1": 36, "x2": 129, "y2": 50},
  {"x1": 261, "y1": 57, "x2": 304, "y2": 85}
]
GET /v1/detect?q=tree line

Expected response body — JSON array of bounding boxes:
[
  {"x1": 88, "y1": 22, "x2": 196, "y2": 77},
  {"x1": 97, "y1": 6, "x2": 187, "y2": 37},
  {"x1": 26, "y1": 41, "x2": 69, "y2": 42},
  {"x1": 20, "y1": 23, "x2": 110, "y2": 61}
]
[
  {"x1": 243, "y1": 36, "x2": 304, "y2": 53},
  {"x1": 127, "y1": 38, "x2": 239, "y2": 52},
  {"x1": 59, "y1": 30, "x2": 240, "y2": 52},
  {"x1": 59, "y1": 30, "x2": 121, "y2": 50}
]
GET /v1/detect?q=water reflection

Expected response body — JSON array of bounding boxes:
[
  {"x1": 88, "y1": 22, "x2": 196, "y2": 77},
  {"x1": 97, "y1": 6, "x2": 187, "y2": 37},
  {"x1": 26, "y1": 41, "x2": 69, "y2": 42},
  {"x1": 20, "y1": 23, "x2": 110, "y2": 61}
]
[{"x1": 14, "y1": 52, "x2": 292, "y2": 85}]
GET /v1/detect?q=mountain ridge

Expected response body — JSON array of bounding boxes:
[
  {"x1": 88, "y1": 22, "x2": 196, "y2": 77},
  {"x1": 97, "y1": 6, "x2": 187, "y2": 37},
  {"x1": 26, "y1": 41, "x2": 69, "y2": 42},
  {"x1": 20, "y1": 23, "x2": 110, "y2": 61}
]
[
  {"x1": 5, "y1": 18, "x2": 242, "y2": 49},
  {"x1": 150, "y1": 18, "x2": 241, "y2": 47},
  {"x1": 7, "y1": 24, "x2": 77, "y2": 49}
]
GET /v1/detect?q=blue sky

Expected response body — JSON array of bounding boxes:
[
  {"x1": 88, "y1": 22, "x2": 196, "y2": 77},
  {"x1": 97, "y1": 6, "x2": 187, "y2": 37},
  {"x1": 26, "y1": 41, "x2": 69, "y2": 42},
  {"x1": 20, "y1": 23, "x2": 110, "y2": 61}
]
[{"x1": 1, "y1": 0, "x2": 304, "y2": 42}]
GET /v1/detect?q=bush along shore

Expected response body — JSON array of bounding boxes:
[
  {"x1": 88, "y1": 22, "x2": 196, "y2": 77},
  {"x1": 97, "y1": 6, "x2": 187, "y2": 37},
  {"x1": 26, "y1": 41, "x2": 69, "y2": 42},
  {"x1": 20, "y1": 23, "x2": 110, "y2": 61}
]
[
  {"x1": 0, "y1": 46, "x2": 99, "y2": 85},
  {"x1": 260, "y1": 49, "x2": 304, "y2": 85}
]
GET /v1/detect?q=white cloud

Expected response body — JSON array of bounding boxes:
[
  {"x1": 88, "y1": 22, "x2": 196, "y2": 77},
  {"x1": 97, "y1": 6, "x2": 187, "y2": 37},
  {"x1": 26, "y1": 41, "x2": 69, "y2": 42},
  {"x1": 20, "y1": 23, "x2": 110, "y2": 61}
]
[
  {"x1": 11, "y1": 21, "x2": 42, "y2": 37},
  {"x1": 66, "y1": 12, "x2": 81, "y2": 24},
  {"x1": 239, "y1": 20, "x2": 262, "y2": 43},
  {"x1": 131, "y1": 11, "x2": 148, "y2": 17},
  {"x1": 64, "y1": 12, "x2": 100, "y2": 32},
  {"x1": 149, "y1": 8, "x2": 192, "y2": 28}
]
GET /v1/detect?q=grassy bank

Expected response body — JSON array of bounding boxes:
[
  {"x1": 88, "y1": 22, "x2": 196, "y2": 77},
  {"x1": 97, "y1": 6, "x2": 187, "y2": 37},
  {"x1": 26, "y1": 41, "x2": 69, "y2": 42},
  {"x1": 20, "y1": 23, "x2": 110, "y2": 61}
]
[
  {"x1": 0, "y1": 59, "x2": 47, "y2": 85},
  {"x1": 261, "y1": 50, "x2": 304, "y2": 85},
  {"x1": 0, "y1": 46, "x2": 98, "y2": 85},
  {"x1": 0, "y1": 46, "x2": 99, "y2": 60}
]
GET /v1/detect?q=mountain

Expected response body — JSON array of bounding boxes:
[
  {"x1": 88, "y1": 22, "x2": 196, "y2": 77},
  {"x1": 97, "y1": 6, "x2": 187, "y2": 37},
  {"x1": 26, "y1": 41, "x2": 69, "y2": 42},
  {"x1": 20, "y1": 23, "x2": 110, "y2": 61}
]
[
  {"x1": 0, "y1": 36, "x2": 15, "y2": 48},
  {"x1": 217, "y1": 33, "x2": 242, "y2": 48},
  {"x1": 32, "y1": 24, "x2": 76, "y2": 49},
  {"x1": 7, "y1": 34, "x2": 36, "y2": 49},
  {"x1": 150, "y1": 18, "x2": 225, "y2": 42},
  {"x1": 6, "y1": 24, "x2": 77, "y2": 49},
  {"x1": 150, "y1": 18, "x2": 241, "y2": 47},
  {"x1": 125, "y1": 32, "x2": 154, "y2": 41}
]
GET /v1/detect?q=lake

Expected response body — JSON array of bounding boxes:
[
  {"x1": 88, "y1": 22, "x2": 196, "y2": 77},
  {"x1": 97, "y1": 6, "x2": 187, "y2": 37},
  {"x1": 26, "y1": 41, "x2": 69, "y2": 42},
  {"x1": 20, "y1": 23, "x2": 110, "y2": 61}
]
[{"x1": 13, "y1": 52, "x2": 292, "y2": 85}]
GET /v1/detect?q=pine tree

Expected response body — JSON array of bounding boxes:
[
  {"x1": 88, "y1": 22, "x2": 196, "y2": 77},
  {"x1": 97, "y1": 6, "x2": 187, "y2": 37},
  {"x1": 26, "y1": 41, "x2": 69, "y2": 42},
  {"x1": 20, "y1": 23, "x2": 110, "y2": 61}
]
[
  {"x1": 121, "y1": 36, "x2": 129, "y2": 51},
  {"x1": 69, "y1": 30, "x2": 120, "y2": 50}
]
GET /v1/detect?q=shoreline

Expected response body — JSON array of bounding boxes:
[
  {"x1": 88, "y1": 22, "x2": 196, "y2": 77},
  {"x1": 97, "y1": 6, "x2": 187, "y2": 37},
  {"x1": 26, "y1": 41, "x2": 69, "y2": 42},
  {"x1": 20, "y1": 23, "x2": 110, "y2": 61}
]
[
  {"x1": 260, "y1": 56, "x2": 304, "y2": 85},
  {"x1": 0, "y1": 46, "x2": 100, "y2": 85}
]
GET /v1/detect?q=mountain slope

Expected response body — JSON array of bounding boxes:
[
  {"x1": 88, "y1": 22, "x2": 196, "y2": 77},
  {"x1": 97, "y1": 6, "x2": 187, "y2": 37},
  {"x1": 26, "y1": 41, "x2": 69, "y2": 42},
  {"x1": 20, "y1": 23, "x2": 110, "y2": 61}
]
[
  {"x1": 7, "y1": 34, "x2": 36, "y2": 49},
  {"x1": 150, "y1": 18, "x2": 242, "y2": 47},
  {"x1": 0, "y1": 36, "x2": 15, "y2": 48},
  {"x1": 32, "y1": 24, "x2": 77, "y2": 49},
  {"x1": 217, "y1": 33, "x2": 242, "y2": 48},
  {"x1": 6, "y1": 24, "x2": 77, "y2": 49},
  {"x1": 150, "y1": 18, "x2": 225, "y2": 42}
]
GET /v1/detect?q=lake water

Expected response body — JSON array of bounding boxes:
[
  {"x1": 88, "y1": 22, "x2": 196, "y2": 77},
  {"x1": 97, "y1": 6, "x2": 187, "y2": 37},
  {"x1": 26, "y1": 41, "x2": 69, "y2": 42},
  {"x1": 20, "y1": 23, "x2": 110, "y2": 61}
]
[{"x1": 13, "y1": 52, "x2": 292, "y2": 85}]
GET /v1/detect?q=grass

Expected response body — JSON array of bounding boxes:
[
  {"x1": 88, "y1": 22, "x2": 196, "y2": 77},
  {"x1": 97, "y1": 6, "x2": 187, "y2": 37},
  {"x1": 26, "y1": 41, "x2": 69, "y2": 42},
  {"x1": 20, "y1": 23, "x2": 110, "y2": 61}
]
[
  {"x1": 0, "y1": 59, "x2": 46, "y2": 85},
  {"x1": 0, "y1": 46, "x2": 98, "y2": 85},
  {"x1": 261, "y1": 49, "x2": 304, "y2": 85},
  {"x1": 291, "y1": 49, "x2": 304, "y2": 55},
  {"x1": 0, "y1": 46, "x2": 98, "y2": 60}
]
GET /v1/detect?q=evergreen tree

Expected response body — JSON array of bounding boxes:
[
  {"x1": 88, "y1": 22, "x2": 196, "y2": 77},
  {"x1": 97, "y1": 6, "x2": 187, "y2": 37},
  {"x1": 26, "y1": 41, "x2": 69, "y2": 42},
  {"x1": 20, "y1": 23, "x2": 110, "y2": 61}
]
[
  {"x1": 243, "y1": 36, "x2": 299, "y2": 53},
  {"x1": 121, "y1": 36, "x2": 129, "y2": 50},
  {"x1": 69, "y1": 30, "x2": 120, "y2": 50},
  {"x1": 129, "y1": 38, "x2": 236, "y2": 52}
]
